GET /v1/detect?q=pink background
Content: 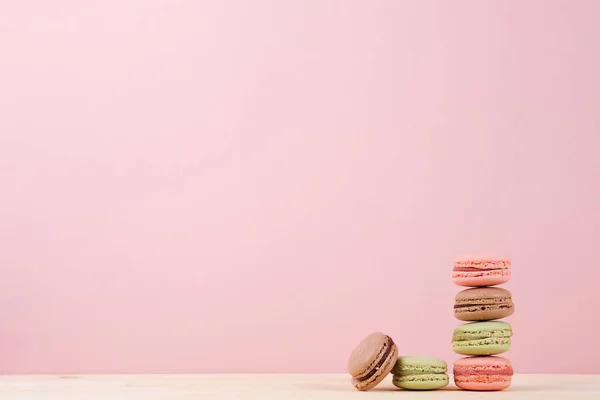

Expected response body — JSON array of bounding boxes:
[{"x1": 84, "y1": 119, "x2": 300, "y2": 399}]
[{"x1": 1, "y1": 1, "x2": 599, "y2": 374}]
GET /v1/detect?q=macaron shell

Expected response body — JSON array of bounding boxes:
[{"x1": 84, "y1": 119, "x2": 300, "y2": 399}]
[
  {"x1": 392, "y1": 356, "x2": 447, "y2": 375},
  {"x1": 454, "y1": 378, "x2": 511, "y2": 391},
  {"x1": 392, "y1": 374, "x2": 449, "y2": 390},
  {"x1": 454, "y1": 254, "x2": 511, "y2": 263},
  {"x1": 452, "y1": 271, "x2": 511, "y2": 287},
  {"x1": 454, "y1": 355, "x2": 513, "y2": 370},
  {"x1": 352, "y1": 343, "x2": 398, "y2": 391},
  {"x1": 453, "y1": 342, "x2": 510, "y2": 355},
  {"x1": 453, "y1": 320, "x2": 513, "y2": 336}
]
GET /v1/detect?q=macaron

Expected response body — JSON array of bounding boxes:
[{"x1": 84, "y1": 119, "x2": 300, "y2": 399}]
[
  {"x1": 391, "y1": 356, "x2": 449, "y2": 390},
  {"x1": 452, "y1": 321, "x2": 512, "y2": 355},
  {"x1": 454, "y1": 287, "x2": 514, "y2": 321},
  {"x1": 452, "y1": 254, "x2": 511, "y2": 287},
  {"x1": 347, "y1": 332, "x2": 398, "y2": 391},
  {"x1": 454, "y1": 356, "x2": 513, "y2": 391}
]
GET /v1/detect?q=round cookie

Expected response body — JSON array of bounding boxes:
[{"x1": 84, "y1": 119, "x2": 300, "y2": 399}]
[
  {"x1": 454, "y1": 287, "x2": 514, "y2": 321},
  {"x1": 391, "y1": 356, "x2": 449, "y2": 390},
  {"x1": 348, "y1": 332, "x2": 398, "y2": 391},
  {"x1": 452, "y1": 321, "x2": 512, "y2": 355},
  {"x1": 454, "y1": 356, "x2": 513, "y2": 391},
  {"x1": 452, "y1": 254, "x2": 511, "y2": 287}
]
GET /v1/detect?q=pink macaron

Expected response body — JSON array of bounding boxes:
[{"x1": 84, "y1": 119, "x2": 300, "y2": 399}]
[
  {"x1": 453, "y1": 356, "x2": 513, "y2": 391},
  {"x1": 452, "y1": 254, "x2": 511, "y2": 287}
]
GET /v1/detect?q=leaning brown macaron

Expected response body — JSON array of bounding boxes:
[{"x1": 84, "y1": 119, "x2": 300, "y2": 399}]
[
  {"x1": 348, "y1": 332, "x2": 398, "y2": 391},
  {"x1": 454, "y1": 287, "x2": 514, "y2": 321}
]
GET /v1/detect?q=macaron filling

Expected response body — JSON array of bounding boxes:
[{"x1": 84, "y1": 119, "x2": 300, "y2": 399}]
[
  {"x1": 453, "y1": 260, "x2": 511, "y2": 270},
  {"x1": 454, "y1": 303, "x2": 512, "y2": 310},
  {"x1": 453, "y1": 267, "x2": 504, "y2": 272},
  {"x1": 394, "y1": 365, "x2": 446, "y2": 374},
  {"x1": 454, "y1": 300, "x2": 512, "y2": 309},
  {"x1": 394, "y1": 374, "x2": 448, "y2": 382},
  {"x1": 454, "y1": 375, "x2": 511, "y2": 383},
  {"x1": 453, "y1": 328, "x2": 512, "y2": 341},
  {"x1": 452, "y1": 269, "x2": 510, "y2": 278},
  {"x1": 453, "y1": 337, "x2": 511, "y2": 348},
  {"x1": 454, "y1": 365, "x2": 513, "y2": 376}
]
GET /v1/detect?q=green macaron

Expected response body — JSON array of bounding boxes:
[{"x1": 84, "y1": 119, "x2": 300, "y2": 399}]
[
  {"x1": 391, "y1": 356, "x2": 449, "y2": 390},
  {"x1": 452, "y1": 321, "x2": 512, "y2": 355}
]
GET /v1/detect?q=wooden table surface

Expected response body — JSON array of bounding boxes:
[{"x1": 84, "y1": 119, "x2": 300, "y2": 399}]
[{"x1": 1, "y1": 374, "x2": 600, "y2": 399}]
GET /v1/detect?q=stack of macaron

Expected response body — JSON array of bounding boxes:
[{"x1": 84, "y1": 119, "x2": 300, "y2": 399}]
[
  {"x1": 451, "y1": 255, "x2": 515, "y2": 391},
  {"x1": 347, "y1": 332, "x2": 449, "y2": 391}
]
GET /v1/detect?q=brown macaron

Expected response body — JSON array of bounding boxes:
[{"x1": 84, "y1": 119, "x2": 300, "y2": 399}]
[
  {"x1": 454, "y1": 287, "x2": 514, "y2": 321},
  {"x1": 347, "y1": 332, "x2": 398, "y2": 391}
]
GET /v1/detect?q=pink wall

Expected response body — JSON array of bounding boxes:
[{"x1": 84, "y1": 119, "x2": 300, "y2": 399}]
[{"x1": 1, "y1": 1, "x2": 599, "y2": 374}]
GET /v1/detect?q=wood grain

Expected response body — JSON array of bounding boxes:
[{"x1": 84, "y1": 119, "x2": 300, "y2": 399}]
[{"x1": 1, "y1": 374, "x2": 599, "y2": 399}]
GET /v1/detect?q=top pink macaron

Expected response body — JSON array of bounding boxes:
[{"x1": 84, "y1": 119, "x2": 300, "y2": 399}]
[{"x1": 452, "y1": 254, "x2": 511, "y2": 287}]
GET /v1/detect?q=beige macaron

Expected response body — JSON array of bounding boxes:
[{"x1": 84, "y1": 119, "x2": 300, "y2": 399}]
[
  {"x1": 347, "y1": 332, "x2": 398, "y2": 390},
  {"x1": 454, "y1": 287, "x2": 514, "y2": 321}
]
